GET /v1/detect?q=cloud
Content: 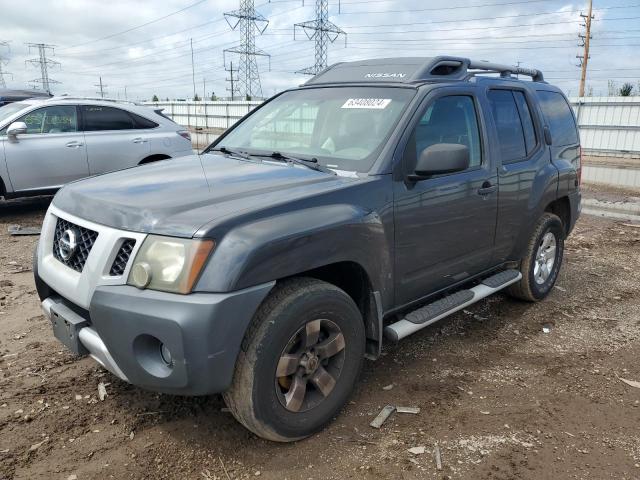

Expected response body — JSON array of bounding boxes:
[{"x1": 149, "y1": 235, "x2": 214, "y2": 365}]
[{"x1": 0, "y1": 0, "x2": 636, "y2": 99}]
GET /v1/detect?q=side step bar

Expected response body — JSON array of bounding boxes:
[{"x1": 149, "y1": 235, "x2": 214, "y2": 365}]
[{"x1": 384, "y1": 269, "x2": 522, "y2": 342}]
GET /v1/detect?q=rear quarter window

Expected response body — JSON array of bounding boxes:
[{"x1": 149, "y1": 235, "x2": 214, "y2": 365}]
[{"x1": 536, "y1": 91, "x2": 579, "y2": 147}]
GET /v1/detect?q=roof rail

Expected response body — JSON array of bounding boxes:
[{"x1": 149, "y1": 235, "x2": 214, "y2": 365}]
[
  {"x1": 305, "y1": 56, "x2": 544, "y2": 85},
  {"x1": 48, "y1": 95, "x2": 142, "y2": 105},
  {"x1": 466, "y1": 59, "x2": 544, "y2": 82}
]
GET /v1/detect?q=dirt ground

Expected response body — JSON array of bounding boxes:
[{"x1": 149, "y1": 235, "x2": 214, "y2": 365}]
[{"x1": 1, "y1": 187, "x2": 640, "y2": 480}]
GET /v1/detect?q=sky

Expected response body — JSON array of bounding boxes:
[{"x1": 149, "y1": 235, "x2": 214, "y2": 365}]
[{"x1": 1, "y1": 0, "x2": 639, "y2": 100}]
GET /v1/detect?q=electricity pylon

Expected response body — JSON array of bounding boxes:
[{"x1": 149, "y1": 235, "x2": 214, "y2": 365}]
[
  {"x1": 223, "y1": 0, "x2": 270, "y2": 99},
  {"x1": 294, "y1": 0, "x2": 346, "y2": 75}
]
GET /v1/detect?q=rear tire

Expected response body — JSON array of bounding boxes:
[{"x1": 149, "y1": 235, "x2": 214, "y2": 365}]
[
  {"x1": 223, "y1": 277, "x2": 365, "y2": 442},
  {"x1": 507, "y1": 212, "x2": 565, "y2": 302}
]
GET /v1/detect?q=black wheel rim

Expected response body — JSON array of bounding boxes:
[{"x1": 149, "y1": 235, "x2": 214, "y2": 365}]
[{"x1": 275, "y1": 319, "x2": 346, "y2": 413}]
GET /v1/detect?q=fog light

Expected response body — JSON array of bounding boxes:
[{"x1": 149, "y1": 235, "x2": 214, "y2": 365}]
[
  {"x1": 130, "y1": 262, "x2": 152, "y2": 288},
  {"x1": 159, "y1": 343, "x2": 173, "y2": 366}
]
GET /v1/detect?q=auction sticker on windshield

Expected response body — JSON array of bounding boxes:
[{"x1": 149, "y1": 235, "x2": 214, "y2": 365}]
[{"x1": 341, "y1": 98, "x2": 391, "y2": 109}]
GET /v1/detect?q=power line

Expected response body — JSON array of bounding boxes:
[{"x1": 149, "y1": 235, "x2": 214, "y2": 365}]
[
  {"x1": 294, "y1": 0, "x2": 346, "y2": 75},
  {"x1": 26, "y1": 43, "x2": 60, "y2": 93},
  {"x1": 223, "y1": 0, "x2": 270, "y2": 99},
  {"x1": 60, "y1": 0, "x2": 209, "y2": 51}
]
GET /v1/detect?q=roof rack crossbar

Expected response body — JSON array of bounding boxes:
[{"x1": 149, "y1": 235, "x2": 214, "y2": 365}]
[{"x1": 466, "y1": 59, "x2": 544, "y2": 82}]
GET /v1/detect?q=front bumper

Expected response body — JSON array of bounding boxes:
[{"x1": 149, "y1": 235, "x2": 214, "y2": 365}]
[{"x1": 39, "y1": 281, "x2": 274, "y2": 396}]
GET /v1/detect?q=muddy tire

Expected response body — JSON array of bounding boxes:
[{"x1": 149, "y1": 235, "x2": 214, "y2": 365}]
[
  {"x1": 507, "y1": 212, "x2": 565, "y2": 302},
  {"x1": 223, "y1": 277, "x2": 365, "y2": 442}
]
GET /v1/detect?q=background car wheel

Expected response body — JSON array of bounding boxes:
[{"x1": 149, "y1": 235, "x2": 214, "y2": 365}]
[
  {"x1": 223, "y1": 277, "x2": 365, "y2": 442},
  {"x1": 507, "y1": 212, "x2": 565, "y2": 302}
]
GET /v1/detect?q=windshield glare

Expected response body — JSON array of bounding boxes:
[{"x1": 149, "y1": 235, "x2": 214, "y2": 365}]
[
  {"x1": 215, "y1": 87, "x2": 415, "y2": 172},
  {"x1": 0, "y1": 102, "x2": 29, "y2": 126}
]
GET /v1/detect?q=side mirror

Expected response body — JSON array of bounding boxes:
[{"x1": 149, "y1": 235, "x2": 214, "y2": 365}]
[
  {"x1": 410, "y1": 143, "x2": 470, "y2": 180},
  {"x1": 7, "y1": 121, "x2": 28, "y2": 138},
  {"x1": 543, "y1": 125, "x2": 553, "y2": 146}
]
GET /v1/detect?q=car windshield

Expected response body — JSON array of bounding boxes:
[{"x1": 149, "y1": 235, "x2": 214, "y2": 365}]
[
  {"x1": 0, "y1": 102, "x2": 29, "y2": 126},
  {"x1": 212, "y1": 87, "x2": 416, "y2": 172}
]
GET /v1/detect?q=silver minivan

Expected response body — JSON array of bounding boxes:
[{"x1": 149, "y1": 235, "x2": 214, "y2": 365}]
[{"x1": 0, "y1": 97, "x2": 194, "y2": 199}]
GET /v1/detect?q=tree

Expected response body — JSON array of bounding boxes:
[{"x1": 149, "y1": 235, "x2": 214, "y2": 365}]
[
  {"x1": 151, "y1": 94, "x2": 159, "y2": 102},
  {"x1": 619, "y1": 83, "x2": 634, "y2": 97},
  {"x1": 193, "y1": 93, "x2": 201, "y2": 101}
]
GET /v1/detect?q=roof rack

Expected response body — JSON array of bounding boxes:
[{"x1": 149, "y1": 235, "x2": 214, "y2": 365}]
[
  {"x1": 48, "y1": 95, "x2": 142, "y2": 105},
  {"x1": 305, "y1": 56, "x2": 544, "y2": 85}
]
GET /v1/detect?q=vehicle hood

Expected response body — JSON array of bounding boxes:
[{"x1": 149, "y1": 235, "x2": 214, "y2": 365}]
[{"x1": 52, "y1": 153, "x2": 360, "y2": 237}]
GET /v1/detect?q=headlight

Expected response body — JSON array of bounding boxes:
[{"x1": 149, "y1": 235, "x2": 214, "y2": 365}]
[{"x1": 127, "y1": 235, "x2": 214, "y2": 294}]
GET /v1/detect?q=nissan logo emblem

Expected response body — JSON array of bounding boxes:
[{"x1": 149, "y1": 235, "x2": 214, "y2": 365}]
[{"x1": 58, "y1": 228, "x2": 79, "y2": 261}]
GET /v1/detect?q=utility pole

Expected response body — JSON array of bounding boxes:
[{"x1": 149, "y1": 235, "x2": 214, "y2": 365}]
[
  {"x1": 223, "y1": 0, "x2": 270, "y2": 99},
  {"x1": 124, "y1": 85, "x2": 128, "y2": 100},
  {"x1": 94, "y1": 76, "x2": 107, "y2": 98},
  {"x1": 294, "y1": 0, "x2": 346, "y2": 75},
  {"x1": 226, "y1": 61, "x2": 237, "y2": 100},
  {"x1": 26, "y1": 43, "x2": 60, "y2": 93},
  {"x1": 577, "y1": 0, "x2": 593, "y2": 98},
  {"x1": 203, "y1": 77, "x2": 206, "y2": 101},
  {"x1": 0, "y1": 41, "x2": 12, "y2": 89},
  {"x1": 190, "y1": 38, "x2": 197, "y2": 100}
]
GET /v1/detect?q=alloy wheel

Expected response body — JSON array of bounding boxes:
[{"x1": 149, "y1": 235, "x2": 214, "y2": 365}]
[
  {"x1": 275, "y1": 319, "x2": 346, "y2": 413},
  {"x1": 533, "y1": 231, "x2": 557, "y2": 285}
]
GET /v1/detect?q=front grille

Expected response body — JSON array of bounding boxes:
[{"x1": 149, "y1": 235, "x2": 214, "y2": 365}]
[
  {"x1": 53, "y1": 218, "x2": 98, "y2": 272},
  {"x1": 109, "y1": 239, "x2": 136, "y2": 276}
]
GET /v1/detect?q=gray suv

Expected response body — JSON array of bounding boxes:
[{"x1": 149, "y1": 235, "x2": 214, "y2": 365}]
[
  {"x1": 34, "y1": 57, "x2": 581, "y2": 442},
  {"x1": 0, "y1": 97, "x2": 193, "y2": 199}
]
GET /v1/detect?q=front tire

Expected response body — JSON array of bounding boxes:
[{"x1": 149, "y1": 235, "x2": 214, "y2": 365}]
[
  {"x1": 507, "y1": 212, "x2": 565, "y2": 302},
  {"x1": 223, "y1": 277, "x2": 365, "y2": 442}
]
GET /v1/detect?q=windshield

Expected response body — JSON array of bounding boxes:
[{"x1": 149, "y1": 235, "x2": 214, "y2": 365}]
[
  {"x1": 212, "y1": 87, "x2": 415, "y2": 172},
  {"x1": 0, "y1": 102, "x2": 29, "y2": 126}
]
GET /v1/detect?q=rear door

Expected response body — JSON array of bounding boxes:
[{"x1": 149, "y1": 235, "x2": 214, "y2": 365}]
[
  {"x1": 80, "y1": 105, "x2": 151, "y2": 174},
  {"x1": 486, "y1": 86, "x2": 558, "y2": 264},
  {"x1": 3, "y1": 105, "x2": 89, "y2": 191},
  {"x1": 393, "y1": 88, "x2": 498, "y2": 306}
]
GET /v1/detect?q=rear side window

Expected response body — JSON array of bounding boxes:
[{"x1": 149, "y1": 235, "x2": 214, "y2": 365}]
[
  {"x1": 513, "y1": 91, "x2": 537, "y2": 155},
  {"x1": 536, "y1": 91, "x2": 579, "y2": 146},
  {"x1": 130, "y1": 112, "x2": 159, "y2": 129},
  {"x1": 488, "y1": 90, "x2": 526, "y2": 163},
  {"x1": 82, "y1": 105, "x2": 134, "y2": 131}
]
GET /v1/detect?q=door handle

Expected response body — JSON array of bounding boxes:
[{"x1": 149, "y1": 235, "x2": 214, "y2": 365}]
[
  {"x1": 65, "y1": 141, "x2": 84, "y2": 148},
  {"x1": 477, "y1": 181, "x2": 498, "y2": 196},
  {"x1": 132, "y1": 137, "x2": 148, "y2": 144}
]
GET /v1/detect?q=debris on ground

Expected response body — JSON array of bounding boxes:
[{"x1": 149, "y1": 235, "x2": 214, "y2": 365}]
[
  {"x1": 395, "y1": 406, "x2": 420, "y2": 414},
  {"x1": 619, "y1": 377, "x2": 640, "y2": 389},
  {"x1": 434, "y1": 444, "x2": 443, "y2": 470},
  {"x1": 98, "y1": 382, "x2": 108, "y2": 401},
  {"x1": 408, "y1": 446, "x2": 425, "y2": 455},
  {"x1": 370, "y1": 405, "x2": 395, "y2": 428}
]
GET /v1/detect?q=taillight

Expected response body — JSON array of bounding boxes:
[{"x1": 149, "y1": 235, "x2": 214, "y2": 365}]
[
  {"x1": 576, "y1": 146, "x2": 582, "y2": 187},
  {"x1": 178, "y1": 130, "x2": 191, "y2": 142}
]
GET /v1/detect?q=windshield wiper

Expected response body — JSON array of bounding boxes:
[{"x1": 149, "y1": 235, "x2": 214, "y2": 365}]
[
  {"x1": 212, "y1": 146, "x2": 252, "y2": 161},
  {"x1": 255, "y1": 151, "x2": 336, "y2": 175}
]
